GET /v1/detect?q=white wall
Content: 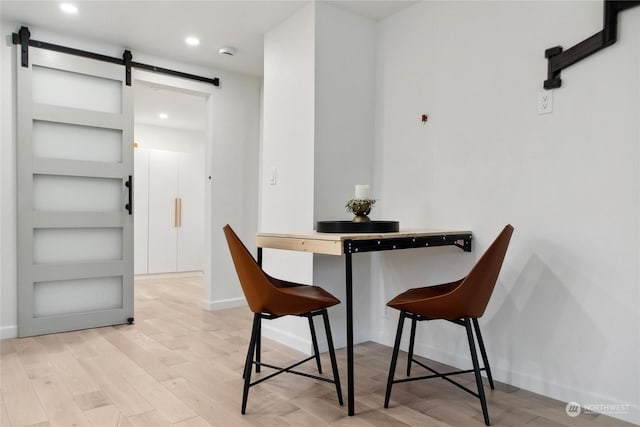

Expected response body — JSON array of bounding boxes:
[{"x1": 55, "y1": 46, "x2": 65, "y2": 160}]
[
  {"x1": 0, "y1": 20, "x2": 13, "y2": 339},
  {"x1": 261, "y1": 4, "x2": 315, "y2": 242},
  {"x1": 135, "y1": 124, "x2": 205, "y2": 153},
  {"x1": 208, "y1": 64, "x2": 261, "y2": 308},
  {"x1": 313, "y1": 2, "x2": 376, "y2": 223},
  {"x1": 372, "y1": 1, "x2": 639, "y2": 424},
  {"x1": 0, "y1": 23, "x2": 261, "y2": 337},
  {"x1": 260, "y1": 4, "x2": 316, "y2": 349},
  {"x1": 312, "y1": 2, "x2": 377, "y2": 348}
]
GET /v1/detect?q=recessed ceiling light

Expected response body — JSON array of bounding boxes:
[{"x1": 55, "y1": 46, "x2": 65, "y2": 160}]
[
  {"x1": 185, "y1": 36, "x2": 200, "y2": 46},
  {"x1": 158, "y1": 113, "x2": 168, "y2": 119},
  {"x1": 59, "y1": 3, "x2": 78, "y2": 14}
]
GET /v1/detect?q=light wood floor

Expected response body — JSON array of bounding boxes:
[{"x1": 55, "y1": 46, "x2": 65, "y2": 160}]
[{"x1": 1, "y1": 276, "x2": 636, "y2": 427}]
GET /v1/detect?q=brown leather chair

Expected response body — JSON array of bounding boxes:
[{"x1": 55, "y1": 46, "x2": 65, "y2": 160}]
[
  {"x1": 223, "y1": 225, "x2": 343, "y2": 414},
  {"x1": 384, "y1": 224, "x2": 514, "y2": 426}
]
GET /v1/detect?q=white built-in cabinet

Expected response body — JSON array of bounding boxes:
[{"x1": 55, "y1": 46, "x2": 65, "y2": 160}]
[{"x1": 134, "y1": 148, "x2": 204, "y2": 274}]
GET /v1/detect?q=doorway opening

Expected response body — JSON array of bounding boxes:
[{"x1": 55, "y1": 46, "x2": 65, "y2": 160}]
[{"x1": 132, "y1": 76, "x2": 210, "y2": 284}]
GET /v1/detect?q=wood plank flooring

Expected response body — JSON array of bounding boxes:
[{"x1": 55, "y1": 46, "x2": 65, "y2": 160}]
[{"x1": 1, "y1": 276, "x2": 636, "y2": 427}]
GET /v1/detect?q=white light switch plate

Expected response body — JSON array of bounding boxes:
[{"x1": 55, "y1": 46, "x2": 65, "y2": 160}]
[{"x1": 268, "y1": 167, "x2": 277, "y2": 185}]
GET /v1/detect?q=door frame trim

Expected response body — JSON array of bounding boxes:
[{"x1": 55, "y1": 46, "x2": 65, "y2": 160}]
[{"x1": 132, "y1": 69, "x2": 216, "y2": 312}]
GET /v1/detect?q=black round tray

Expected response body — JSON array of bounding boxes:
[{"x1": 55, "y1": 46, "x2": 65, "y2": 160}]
[{"x1": 316, "y1": 220, "x2": 400, "y2": 233}]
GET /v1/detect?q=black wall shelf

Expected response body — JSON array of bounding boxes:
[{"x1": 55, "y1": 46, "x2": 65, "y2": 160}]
[{"x1": 544, "y1": 0, "x2": 640, "y2": 89}]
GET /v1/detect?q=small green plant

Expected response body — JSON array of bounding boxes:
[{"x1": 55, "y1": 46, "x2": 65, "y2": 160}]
[{"x1": 345, "y1": 198, "x2": 376, "y2": 215}]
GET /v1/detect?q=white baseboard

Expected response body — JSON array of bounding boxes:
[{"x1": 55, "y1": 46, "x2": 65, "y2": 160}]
[
  {"x1": 201, "y1": 297, "x2": 246, "y2": 311},
  {"x1": 262, "y1": 323, "x2": 370, "y2": 355},
  {"x1": 135, "y1": 271, "x2": 204, "y2": 280},
  {"x1": 262, "y1": 323, "x2": 313, "y2": 354},
  {"x1": 372, "y1": 330, "x2": 640, "y2": 425},
  {"x1": 0, "y1": 325, "x2": 17, "y2": 340}
]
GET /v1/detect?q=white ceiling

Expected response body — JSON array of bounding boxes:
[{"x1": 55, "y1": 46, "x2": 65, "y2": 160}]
[
  {"x1": 1, "y1": 0, "x2": 417, "y2": 130},
  {"x1": 134, "y1": 82, "x2": 207, "y2": 131},
  {"x1": 326, "y1": 1, "x2": 417, "y2": 22},
  {"x1": 1, "y1": 0, "x2": 417, "y2": 77}
]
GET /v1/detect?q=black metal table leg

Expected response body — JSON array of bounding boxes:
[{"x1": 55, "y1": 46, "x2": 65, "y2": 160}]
[
  {"x1": 256, "y1": 247, "x2": 263, "y2": 373},
  {"x1": 345, "y1": 246, "x2": 354, "y2": 416}
]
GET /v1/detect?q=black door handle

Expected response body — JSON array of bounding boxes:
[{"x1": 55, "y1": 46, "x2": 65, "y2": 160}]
[{"x1": 125, "y1": 175, "x2": 133, "y2": 215}]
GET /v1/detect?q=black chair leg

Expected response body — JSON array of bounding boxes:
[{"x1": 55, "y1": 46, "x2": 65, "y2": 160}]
[
  {"x1": 465, "y1": 318, "x2": 490, "y2": 426},
  {"x1": 242, "y1": 313, "x2": 261, "y2": 414},
  {"x1": 242, "y1": 342, "x2": 251, "y2": 380},
  {"x1": 243, "y1": 314, "x2": 262, "y2": 378},
  {"x1": 384, "y1": 311, "x2": 406, "y2": 408},
  {"x1": 472, "y1": 318, "x2": 494, "y2": 390},
  {"x1": 406, "y1": 316, "x2": 417, "y2": 376},
  {"x1": 308, "y1": 315, "x2": 323, "y2": 374},
  {"x1": 255, "y1": 315, "x2": 261, "y2": 373},
  {"x1": 322, "y1": 309, "x2": 343, "y2": 405}
]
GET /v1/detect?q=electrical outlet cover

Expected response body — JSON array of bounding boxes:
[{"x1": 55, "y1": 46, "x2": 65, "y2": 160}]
[{"x1": 537, "y1": 90, "x2": 553, "y2": 114}]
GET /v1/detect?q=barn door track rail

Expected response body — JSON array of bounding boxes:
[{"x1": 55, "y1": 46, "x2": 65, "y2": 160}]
[
  {"x1": 544, "y1": 0, "x2": 639, "y2": 89},
  {"x1": 12, "y1": 26, "x2": 220, "y2": 87}
]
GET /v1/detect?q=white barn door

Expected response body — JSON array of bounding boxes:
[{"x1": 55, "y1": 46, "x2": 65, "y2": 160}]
[{"x1": 17, "y1": 47, "x2": 134, "y2": 337}]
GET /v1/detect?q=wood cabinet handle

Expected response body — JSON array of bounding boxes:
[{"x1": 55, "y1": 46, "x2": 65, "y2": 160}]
[
  {"x1": 178, "y1": 198, "x2": 182, "y2": 227},
  {"x1": 174, "y1": 198, "x2": 179, "y2": 227}
]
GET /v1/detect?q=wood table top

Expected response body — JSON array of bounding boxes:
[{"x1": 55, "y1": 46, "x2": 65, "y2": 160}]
[{"x1": 256, "y1": 228, "x2": 472, "y2": 256}]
